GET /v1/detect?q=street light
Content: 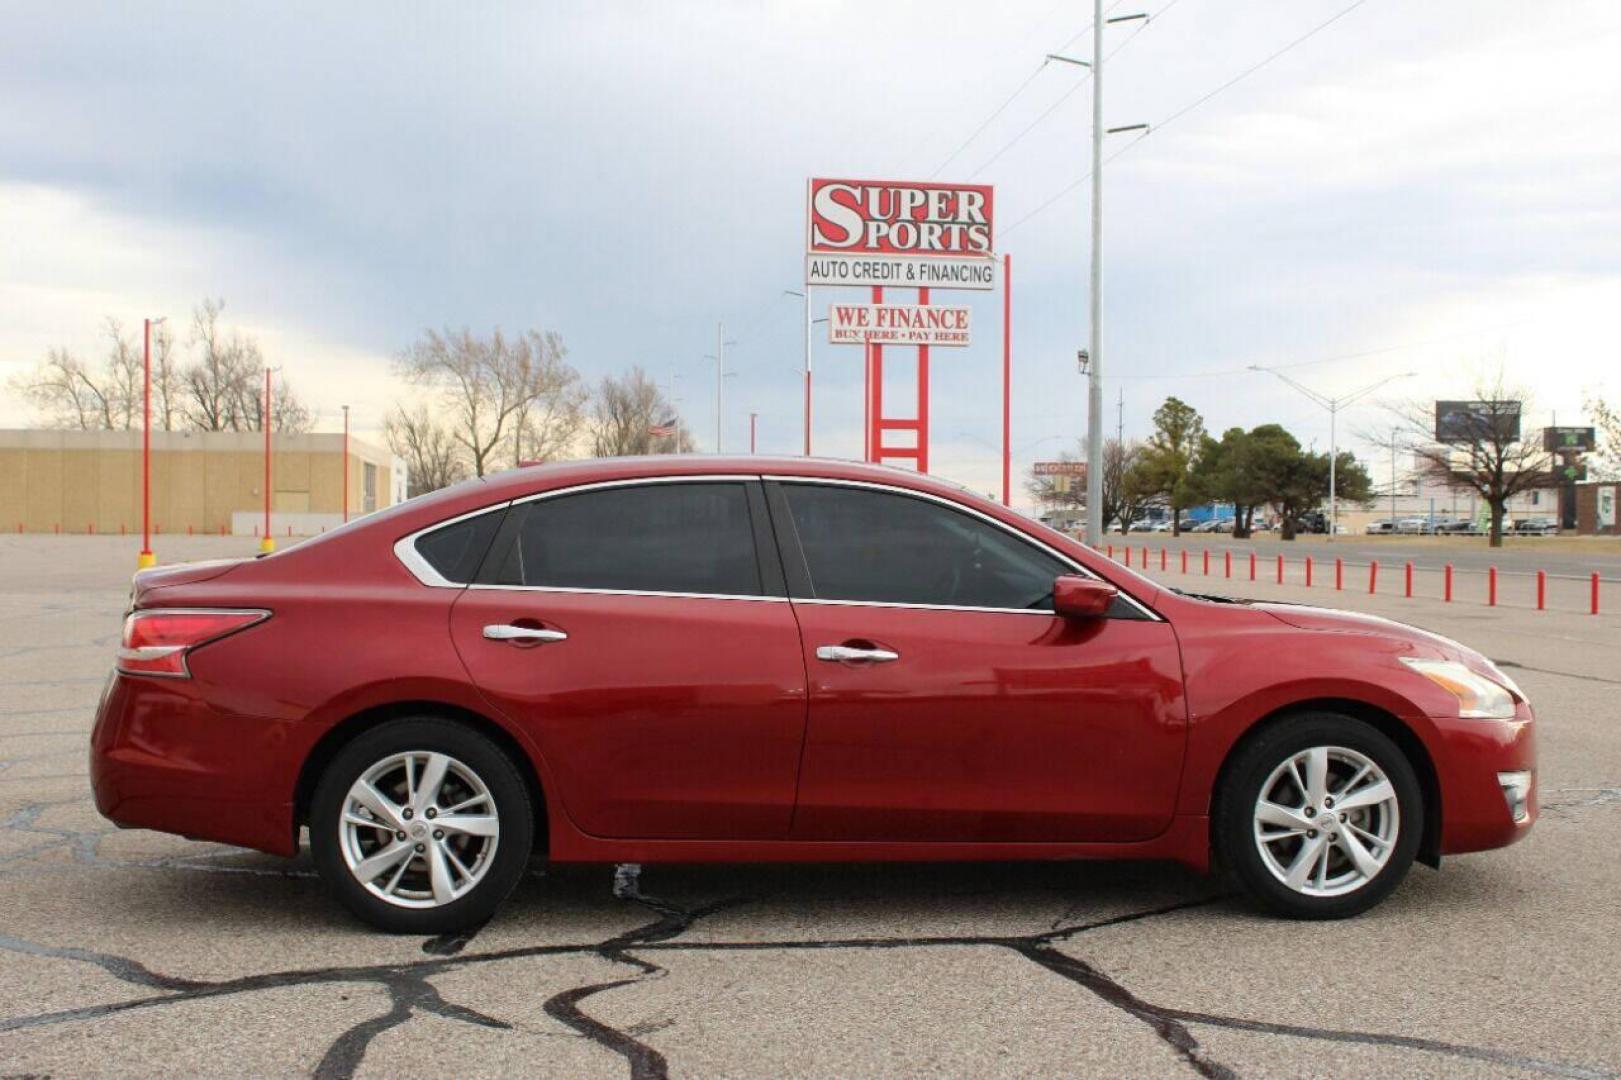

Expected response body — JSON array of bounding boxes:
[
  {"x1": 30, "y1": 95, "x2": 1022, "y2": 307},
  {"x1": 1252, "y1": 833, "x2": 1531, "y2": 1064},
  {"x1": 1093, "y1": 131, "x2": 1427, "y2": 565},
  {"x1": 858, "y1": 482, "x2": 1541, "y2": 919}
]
[
  {"x1": 138, "y1": 316, "x2": 166, "y2": 569},
  {"x1": 783, "y1": 289, "x2": 812, "y2": 456},
  {"x1": 1250, "y1": 366, "x2": 1415, "y2": 539},
  {"x1": 704, "y1": 326, "x2": 738, "y2": 454}
]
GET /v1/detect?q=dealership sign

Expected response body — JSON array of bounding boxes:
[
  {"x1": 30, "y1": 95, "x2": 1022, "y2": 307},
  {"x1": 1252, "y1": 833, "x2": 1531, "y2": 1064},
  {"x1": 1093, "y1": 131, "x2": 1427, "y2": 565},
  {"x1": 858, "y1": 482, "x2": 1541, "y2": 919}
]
[
  {"x1": 1033, "y1": 461, "x2": 1087, "y2": 477},
  {"x1": 1435, "y1": 400, "x2": 1522, "y2": 443},
  {"x1": 827, "y1": 303, "x2": 971, "y2": 347},
  {"x1": 806, "y1": 178, "x2": 996, "y2": 290}
]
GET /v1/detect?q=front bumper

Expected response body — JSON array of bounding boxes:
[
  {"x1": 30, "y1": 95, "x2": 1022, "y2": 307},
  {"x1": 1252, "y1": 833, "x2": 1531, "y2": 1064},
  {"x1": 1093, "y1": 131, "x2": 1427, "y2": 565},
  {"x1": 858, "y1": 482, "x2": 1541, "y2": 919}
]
[
  {"x1": 1432, "y1": 700, "x2": 1537, "y2": 855},
  {"x1": 90, "y1": 670, "x2": 307, "y2": 856}
]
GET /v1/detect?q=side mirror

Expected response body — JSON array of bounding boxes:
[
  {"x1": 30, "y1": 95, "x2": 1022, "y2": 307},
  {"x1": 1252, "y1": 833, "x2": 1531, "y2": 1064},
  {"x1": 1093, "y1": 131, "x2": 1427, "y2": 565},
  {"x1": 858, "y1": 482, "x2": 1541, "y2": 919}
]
[{"x1": 1053, "y1": 574, "x2": 1117, "y2": 619}]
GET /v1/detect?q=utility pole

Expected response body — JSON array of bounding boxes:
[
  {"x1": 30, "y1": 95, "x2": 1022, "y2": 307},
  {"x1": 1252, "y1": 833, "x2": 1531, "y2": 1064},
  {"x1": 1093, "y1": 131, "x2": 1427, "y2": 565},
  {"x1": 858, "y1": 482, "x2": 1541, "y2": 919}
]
[
  {"x1": 1250, "y1": 367, "x2": 1415, "y2": 539},
  {"x1": 783, "y1": 290, "x2": 814, "y2": 456},
  {"x1": 750, "y1": 412, "x2": 758, "y2": 454},
  {"x1": 1116, "y1": 385, "x2": 1124, "y2": 444},
  {"x1": 1047, "y1": 6, "x2": 1147, "y2": 547}
]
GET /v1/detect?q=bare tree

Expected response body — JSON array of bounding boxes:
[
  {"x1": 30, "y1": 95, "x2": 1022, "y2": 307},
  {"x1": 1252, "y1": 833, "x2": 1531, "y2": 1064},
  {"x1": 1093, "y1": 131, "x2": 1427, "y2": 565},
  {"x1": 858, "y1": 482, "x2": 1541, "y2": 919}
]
[
  {"x1": 385, "y1": 404, "x2": 469, "y2": 496},
  {"x1": 1585, "y1": 394, "x2": 1621, "y2": 481},
  {"x1": 100, "y1": 319, "x2": 142, "y2": 429},
  {"x1": 1394, "y1": 373, "x2": 1551, "y2": 547},
  {"x1": 1024, "y1": 438, "x2": 1142, "y2": 531},
  {"x1": 180, "y1": 299, "x2": 311, "y2": 433},
  {"x1": 150, "y1": 319, "x2": 183, "y2": 430},
  {"x1": 396, "y1": 327, "x2": 585, "y2": 476},
  {"x1": 591, "y1": 367, "x2": 695, "y2": 456},
  {"x1": 11, "y1": 348, "x2": 101, "y2": 429}
]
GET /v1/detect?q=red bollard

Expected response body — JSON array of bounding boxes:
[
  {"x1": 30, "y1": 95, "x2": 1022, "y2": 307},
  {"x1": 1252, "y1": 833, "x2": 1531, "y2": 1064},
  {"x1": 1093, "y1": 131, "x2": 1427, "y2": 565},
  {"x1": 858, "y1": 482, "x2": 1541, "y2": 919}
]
[
  {"x1": 1107, "y1": 544, "x2": 1114, "y2": 560},
  {"x1": 87, "y1": 523, "x2": 93, "y2": 535},
  {"x1": 1444, "y1": 563, "x2": 1453, "y2": 602},
  {"x1": 1224, "y1": 550, "x2": 1232, "y2": 578},
  {"x1": 1537, "y1": 570, "x2": 1546, "y2": 611},
  {"x1": 1488, "y1": 566, "x2": 1497, "y2": 607},
  {"x1": 1335, "y1": 557, "x2": 1343, "y2": 591},
  {"x1": 1369, "y1": 560, "x2": 1378, "y2": 594},
  {"x1": 1249, "y1": 551, "x2": 1257, "y2": 581},
  {"x1": 187, "y1": 524, "x2": 193, "y2": 536},
  {"x1": 219, "y1": 524, "x2": 226, "y2": 537},
  {"x1": 1306, "y1": 556, "x2": 1314, "y2": 587},
  {"x1": 1276, "y1": 554, "x2": 1283, "y2": 584},
  {"x1": 1161, "y1": 547, "x2": 1167, "y2": 571},
  {"x1": 1592, "y1": 573, "x2": 1601, "y2": 615},
  {"x1": 1404, "y1": 561, "x2": 1413, "y2": 598},
  {"x1": 1142, "y1": 545, "x2": 1149, "y2": 569},
  {"x1": 1181, "y1": 550, "x2": 1188, "y2": 574},
  {"x1": 1123, "y1": 547, "x2": 1131, "y2": 567},
  {"x1": 1203, "y1": 550, "x2": 1210, "y2": 576}
]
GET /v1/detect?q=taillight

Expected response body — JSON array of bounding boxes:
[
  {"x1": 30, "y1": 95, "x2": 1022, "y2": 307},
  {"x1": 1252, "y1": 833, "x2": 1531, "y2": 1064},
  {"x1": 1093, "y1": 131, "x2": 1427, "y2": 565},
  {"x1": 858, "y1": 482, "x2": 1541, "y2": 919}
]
[{"x1": 117, "y1": 609, "x2": 269, "y2": 678}]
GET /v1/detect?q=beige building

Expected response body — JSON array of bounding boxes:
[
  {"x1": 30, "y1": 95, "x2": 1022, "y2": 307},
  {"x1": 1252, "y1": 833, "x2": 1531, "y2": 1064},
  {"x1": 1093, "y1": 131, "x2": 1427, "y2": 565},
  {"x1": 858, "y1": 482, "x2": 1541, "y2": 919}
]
[{"x1": 0, "y1": 429, "x2": 397, "y2": 536}]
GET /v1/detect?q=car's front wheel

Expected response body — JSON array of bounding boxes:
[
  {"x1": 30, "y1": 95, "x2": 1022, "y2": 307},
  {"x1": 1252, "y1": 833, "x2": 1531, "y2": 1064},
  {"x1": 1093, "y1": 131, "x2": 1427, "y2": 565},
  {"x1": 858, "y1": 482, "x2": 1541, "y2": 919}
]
[
  {"x1": 310, "y1": 718, "x2": 534, "y2": 933},
  {"x1": 1217, "y1": 713, "x2": 1423, "y2": 919}
]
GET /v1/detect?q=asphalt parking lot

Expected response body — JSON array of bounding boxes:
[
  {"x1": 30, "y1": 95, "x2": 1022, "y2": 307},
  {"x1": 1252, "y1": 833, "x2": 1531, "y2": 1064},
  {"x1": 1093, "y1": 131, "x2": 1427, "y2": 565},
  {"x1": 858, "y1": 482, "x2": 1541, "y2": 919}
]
[{"x1": 2, "y1": 534, "x2": 1618, "y2": 1078}]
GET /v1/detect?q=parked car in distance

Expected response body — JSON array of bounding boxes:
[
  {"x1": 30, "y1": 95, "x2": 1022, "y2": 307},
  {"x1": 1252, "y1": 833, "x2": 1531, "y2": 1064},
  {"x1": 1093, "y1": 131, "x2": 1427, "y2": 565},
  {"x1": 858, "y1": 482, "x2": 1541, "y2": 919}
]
[
  {"x1": 1435, "y1": 519, "x2": 1482, "y2": 536},
  {"x1": 1365, "y1": 520, "x2": 1397, "y2": 535},
  {"x1": 93, "y1": 457, "x2": 1537, "y2": 932},
  {"x1": 1396, "y1": 518, "x2": 1435, "y2": 535},
  {"x1": 1512, "y1": 517, "x2": 1559, "y2": 536}
]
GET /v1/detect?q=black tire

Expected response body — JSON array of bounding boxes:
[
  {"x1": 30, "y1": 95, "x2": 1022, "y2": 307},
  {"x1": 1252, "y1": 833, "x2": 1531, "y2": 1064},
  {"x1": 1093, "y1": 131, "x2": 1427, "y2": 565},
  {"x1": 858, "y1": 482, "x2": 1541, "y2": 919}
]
[
  {"x1": 1215, "y1": 712, "x2": 1423, "y2": 919},
  {"x1": 310, "y1": 718, "x2": 534, "y2": 934}
]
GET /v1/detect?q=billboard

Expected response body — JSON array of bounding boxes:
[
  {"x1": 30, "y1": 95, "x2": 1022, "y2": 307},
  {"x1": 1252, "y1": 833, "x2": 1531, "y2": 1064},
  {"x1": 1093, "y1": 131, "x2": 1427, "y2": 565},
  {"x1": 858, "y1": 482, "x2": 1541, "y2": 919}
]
[
  {"x1": 806, "y1": 178, "x2": 996, "y2": 290},
  {"x1": 1544, "y1": 426, "x2": 1596, "y2": 453},
  {"x1": 827, "y1": 303, "x2": 971, "y2": 347},
  {"x1": 1435, "y1": 400, "x2": 1521, "y2": 443},
  {"x1": 1034, "y1": 461, "x2": 1087, "y2": 477}
]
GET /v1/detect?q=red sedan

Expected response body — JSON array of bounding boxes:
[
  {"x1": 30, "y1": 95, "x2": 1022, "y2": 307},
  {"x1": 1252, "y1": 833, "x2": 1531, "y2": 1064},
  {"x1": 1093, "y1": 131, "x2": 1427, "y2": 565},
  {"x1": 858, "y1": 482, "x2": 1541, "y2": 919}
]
[{"x1": 92, "y1": 457, "x2": 1535, "y2": 932}]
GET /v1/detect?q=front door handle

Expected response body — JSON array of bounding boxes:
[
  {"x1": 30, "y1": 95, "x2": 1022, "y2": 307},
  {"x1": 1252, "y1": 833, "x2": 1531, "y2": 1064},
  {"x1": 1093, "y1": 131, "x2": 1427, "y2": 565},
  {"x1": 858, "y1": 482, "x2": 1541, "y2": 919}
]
[
  {"x1": 815, "y1": 644, "x2": 899, "y2": 663},
  {"x1": 483, "y1": 624, "x2": 568, "y2": 644}
]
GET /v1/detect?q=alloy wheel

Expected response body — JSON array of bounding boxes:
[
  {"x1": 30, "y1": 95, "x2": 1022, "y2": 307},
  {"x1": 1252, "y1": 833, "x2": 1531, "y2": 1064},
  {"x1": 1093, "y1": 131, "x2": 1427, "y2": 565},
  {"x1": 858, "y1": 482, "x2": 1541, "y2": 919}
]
[
  {"x1": 1252, "y1": 745, "x2": 1400, "y2": 898},
  {"x1": 338, "y1": 751, "x2": 501, "y2": 909}
]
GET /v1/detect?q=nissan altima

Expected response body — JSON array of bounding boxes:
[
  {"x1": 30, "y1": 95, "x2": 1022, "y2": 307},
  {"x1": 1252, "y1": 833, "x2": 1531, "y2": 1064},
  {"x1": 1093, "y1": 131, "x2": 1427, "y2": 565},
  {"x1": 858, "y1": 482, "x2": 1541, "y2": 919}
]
[{"x1": 92, "y1": 457, "x2": 1535, "y2": 932}]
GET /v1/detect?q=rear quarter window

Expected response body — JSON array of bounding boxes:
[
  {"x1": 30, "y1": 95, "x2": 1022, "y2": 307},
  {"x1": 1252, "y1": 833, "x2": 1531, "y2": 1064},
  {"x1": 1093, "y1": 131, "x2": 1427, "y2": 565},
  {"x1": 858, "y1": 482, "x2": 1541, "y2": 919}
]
[{"x1": 412, "y1": 509, "x2": 506, "y2": 584}]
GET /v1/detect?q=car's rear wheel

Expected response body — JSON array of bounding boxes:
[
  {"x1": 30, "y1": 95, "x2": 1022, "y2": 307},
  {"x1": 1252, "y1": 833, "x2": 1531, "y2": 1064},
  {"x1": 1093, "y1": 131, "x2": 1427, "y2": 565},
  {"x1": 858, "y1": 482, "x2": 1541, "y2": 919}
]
[
  {"x1": 1217, "y1": 713, "x2": 1422, "y2": 919},
  {"x1": 310, "y1": 718, "x2": 533, "y2": 933}
]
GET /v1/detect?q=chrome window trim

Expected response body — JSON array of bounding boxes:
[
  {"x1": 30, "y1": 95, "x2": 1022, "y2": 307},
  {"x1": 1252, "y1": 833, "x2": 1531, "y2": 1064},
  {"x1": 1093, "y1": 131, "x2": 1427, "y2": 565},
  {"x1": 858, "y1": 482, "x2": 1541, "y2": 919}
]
[
  {"x1": 772, "y1": 475, "x2": 1162, "y2": 621},
  {"x1": 394, "y1": 501, "x2": 514, "y2": 588},
  {"x1": 466, "y1": 583, "x2": 789, "y2": 604},
  {"x1": 394, "y1": 471, "x2": 1161, "y2": 620}
]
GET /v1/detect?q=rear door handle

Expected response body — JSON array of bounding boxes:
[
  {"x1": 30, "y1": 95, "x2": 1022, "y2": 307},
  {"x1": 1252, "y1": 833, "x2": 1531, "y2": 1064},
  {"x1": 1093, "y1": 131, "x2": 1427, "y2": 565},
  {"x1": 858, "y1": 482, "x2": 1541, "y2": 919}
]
[
  {"x1": 815, "y1": 644, "x2": 899, "y2": 663},
  {"x1": 483, "y1": 624, "x2": 568, "y2": 644}
]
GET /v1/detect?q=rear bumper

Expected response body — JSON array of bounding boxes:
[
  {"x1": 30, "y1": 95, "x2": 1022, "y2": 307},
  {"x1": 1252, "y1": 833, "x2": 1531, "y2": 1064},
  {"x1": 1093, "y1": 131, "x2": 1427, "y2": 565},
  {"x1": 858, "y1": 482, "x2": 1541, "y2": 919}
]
[
  {"x1": 90, "y1": 671, "x2": 304, "y2": 856},
  {"x1": 1432, "y1": 702, "x2": 1537, "y2": 856}
]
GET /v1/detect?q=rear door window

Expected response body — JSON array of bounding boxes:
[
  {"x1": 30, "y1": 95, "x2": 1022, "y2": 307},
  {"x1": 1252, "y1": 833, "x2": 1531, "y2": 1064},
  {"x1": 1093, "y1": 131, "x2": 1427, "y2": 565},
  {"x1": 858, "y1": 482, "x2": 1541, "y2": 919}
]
[{"x1": 492, "y1": 482, "x2": 764, "y2": 597}]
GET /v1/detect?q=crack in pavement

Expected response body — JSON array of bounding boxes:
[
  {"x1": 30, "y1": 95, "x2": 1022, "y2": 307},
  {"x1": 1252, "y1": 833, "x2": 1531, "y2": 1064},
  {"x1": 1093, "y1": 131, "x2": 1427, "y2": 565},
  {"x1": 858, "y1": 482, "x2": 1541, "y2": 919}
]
[{"x1": 2, "y1": 884, "x2": 1614, "y2": 1079}]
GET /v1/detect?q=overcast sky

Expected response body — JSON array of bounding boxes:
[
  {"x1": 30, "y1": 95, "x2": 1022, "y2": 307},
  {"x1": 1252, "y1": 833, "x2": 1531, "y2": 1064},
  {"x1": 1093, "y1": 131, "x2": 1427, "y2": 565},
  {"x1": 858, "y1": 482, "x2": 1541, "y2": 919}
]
[{"x1": 3, "y1": 0, "x2": 1618, "y2": 498}]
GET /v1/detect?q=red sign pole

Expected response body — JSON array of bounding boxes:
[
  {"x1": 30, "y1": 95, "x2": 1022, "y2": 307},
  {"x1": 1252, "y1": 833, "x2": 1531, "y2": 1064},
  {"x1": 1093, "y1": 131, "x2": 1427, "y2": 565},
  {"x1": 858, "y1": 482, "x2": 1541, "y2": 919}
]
[
  {"x1": 917, "y1": 287, "x2": 930, "y2": 473},
  {"x1": 341, "y1": 405, "x2": 350, "y2": 524},
  {"x1": 260, "y1": 369, "x2": 275, "y2": 554},
  {"x1": 868, "y1": 285, "x2": 883, "y2": 462},
  {"x1": 1001, "y1": 253, "x2": 1011, "y2": 506},
  {"x1": 138, "y1": 318, "x2": 155, "y2": 568}
]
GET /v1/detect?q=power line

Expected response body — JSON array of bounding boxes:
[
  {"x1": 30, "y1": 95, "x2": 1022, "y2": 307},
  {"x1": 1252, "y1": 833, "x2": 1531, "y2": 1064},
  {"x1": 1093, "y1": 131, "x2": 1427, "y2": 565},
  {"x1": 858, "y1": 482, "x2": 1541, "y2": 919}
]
[
  {"x1": 1144, "y1": 0, "x2": 1371, "y2": 139},
  {"x1": 1001, "y1": 0, "x2": 1373, "y2": 237},
  {"x1": 928, "y1": 0, "x2": 1142, "y2": 179},
  {"x1": 930, "y1": 64, "x2": 1048, "y2": 179}
]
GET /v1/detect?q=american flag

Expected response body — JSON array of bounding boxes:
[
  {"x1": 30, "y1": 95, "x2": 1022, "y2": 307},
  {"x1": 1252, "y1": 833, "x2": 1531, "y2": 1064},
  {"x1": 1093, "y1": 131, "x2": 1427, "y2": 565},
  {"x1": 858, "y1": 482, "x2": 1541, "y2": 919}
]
[{"x1": 648, "y1": 418, "x2": 677, "y2": 438}]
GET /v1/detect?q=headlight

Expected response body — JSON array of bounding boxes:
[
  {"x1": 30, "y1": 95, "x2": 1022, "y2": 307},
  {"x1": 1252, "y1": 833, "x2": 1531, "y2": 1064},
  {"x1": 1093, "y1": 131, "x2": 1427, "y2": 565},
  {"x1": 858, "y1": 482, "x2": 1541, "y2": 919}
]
[{"x1": 1399, "y1": 658, "x2": 1518, "y2": 719}]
